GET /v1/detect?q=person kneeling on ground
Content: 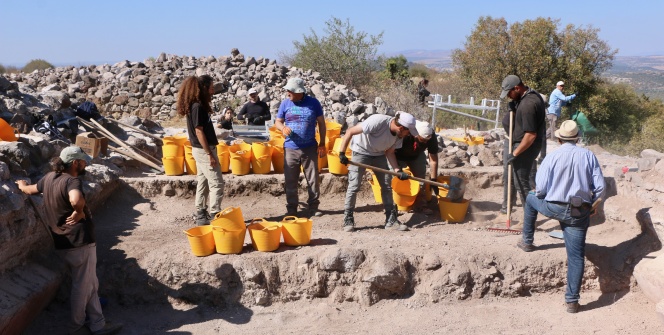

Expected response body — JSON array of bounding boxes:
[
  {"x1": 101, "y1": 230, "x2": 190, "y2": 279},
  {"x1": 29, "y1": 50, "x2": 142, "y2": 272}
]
[{"x1": 517, "y1": 120, "x2": 605, "y2": 314}]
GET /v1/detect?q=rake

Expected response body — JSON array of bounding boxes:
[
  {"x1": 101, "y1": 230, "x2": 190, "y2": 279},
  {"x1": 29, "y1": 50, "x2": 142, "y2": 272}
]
[{"x1": 486, "y1": 110, "x2": 521, "y2": 235}]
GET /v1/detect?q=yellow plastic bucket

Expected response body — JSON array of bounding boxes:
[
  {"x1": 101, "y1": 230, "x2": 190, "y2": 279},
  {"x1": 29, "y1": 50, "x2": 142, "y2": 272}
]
[
  {"x1": 229, "y1": 141, "x2": 252, "y2": 156},
  {"x1": 216, "y1": 143, "x2": 230, "y2": 173},
  {"x1": 325, "y1": 120, "x2": 342, "y2": 139},
  {"x1": 281, "y1": 216, "x2": 313, "y2": 246},
  {"x1": 269, "y1": 140, "x2": 284, "y2": 173},
  {"x1": 183, "y1": 141, "x2": 197, "y2": 175},
  {"x1": 332, "y1": 137, "x2": 352, "y2": 156},
  {"x1": 211, "y1": 221, "x2": 246, "y2": 254},
  {"x1": 162, "y1": 143, "x2": 183, "y2": 157},
  {"x1": 319, "y1": 154, "x2": 327, "y2": 171},
  {"x1": 210, "y1": 207, "x2": 246, "y2": 230},
  {"x1": 247, "y1": 219, "x2": 282, "y2": 252},
  {"x1": 436, "y1": 176, "x2": 451, "y2": 198},
  {"x1": 327, "y1": 151, "x2": 349, "y2": 175},
  {"x1": 183, "y1": 225, "x2": 215, "y2": 257},
  {"x1": 229, "y1": 149, "x2": 251, "y2": 175},
  {"x1": 0, "y1": 118, "x2": 19, "y2": 142},
  {"x1": 251, "y1": 142, "x2": 273, "y2": 174},
  {"x1": 369, "y1": 174, "x2": 383, "y2": 204},
  {"x1": 162, "y1": 156, "x2": 184, "y2": 176},
  {"x1": 392, "y1": 177, "x2": 419, "y2": 209},
  {"x1": 325, "y1": 135, "x2": 339, "y2": 151},
  {"x1": 269, "y1": 126, "x2": 285, "y2": 141},
  {"x1": 438, "y1": 197, "x2": 470, "y2": 223}
]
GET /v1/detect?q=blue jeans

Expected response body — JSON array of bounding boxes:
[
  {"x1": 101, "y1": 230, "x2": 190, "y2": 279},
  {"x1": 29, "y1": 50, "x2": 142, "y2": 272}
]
[{"x1": 523, "y1": 193, "x2": 590, "y2": 303}]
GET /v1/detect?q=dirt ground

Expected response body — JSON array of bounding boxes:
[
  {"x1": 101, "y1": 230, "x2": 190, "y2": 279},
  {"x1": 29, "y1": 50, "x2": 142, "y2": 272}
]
[{"x1": 23, "y1": 139, "x2": 663, "y2": 334}]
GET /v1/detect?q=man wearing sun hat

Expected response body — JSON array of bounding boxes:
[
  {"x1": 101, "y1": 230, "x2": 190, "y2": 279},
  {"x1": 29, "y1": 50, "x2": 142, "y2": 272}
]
[
  {"x1": 16, "y1": 146, "x2": 123, "y2": 334},
  {"x1": 517, "y1": 120, "x2": 605, "y2": 314},
  {"x1": 336, "y1": 111, "x2": 419, "y2": 232},
  {"x1": 395, "y1": 120, "x2": 439, "y2": 215},
  {"x1": 547, "y1": 80, "x2": 577, "y2": 140},
  {"x1": 237, "y1": 87, "x2": 271, "y2": 125}
]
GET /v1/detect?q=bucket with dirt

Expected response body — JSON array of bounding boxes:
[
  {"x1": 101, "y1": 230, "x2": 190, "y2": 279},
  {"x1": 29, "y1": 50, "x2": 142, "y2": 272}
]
[
  {"x1": 229, "y1": 149, "x2": 251, "y2": 175},
  {"x1": 438, "y1": 197, "x2": 470, "y2": 223},
  {"x1": 211, "y1": 219, "x2": 246, "y2": 255},
  {"x1": 251, "y1": 142, "x2": 273, "y2": 174},
  {"x1": 369, "y1": 173, "x2": 383, "y2": 204},
  {"x1": 183, "y1": 225, "x2": 215, "y2": 257},
  {"x1": 162, "y1": 156, "x2": 184, "y2": 176},
  {"x1": 327, "y1": 151, "x2": 349, "y2": 175},
  {"x1": 216, "y1": 143, "x2": 230, "y2": 173},
  {"x1": 281, "y1": 216, "x2": 313, "y2": 246},
  {"x1": 269, "y1": 140, "x2": 285, "y2": 173},
  {"x1": 392, "y1": 177, "x2": 419, "y2": 211},
  {"x1": 247, "y1": 218, "x2": 282, "y2": 252},
  {"x1": 183, "y1": 141, "x2": 197, "y2": 175}
]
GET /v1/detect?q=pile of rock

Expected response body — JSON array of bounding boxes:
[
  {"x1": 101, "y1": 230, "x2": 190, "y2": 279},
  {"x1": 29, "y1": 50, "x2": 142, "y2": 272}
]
[{"x1": 434, "y1": 130, "x2": 505, "y2": 169}]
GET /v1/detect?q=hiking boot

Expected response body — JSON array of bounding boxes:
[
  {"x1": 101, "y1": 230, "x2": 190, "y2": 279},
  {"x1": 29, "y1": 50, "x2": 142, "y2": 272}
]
[
  {"x1": 308, "y1": 206, "x2": 323, "y2": 218},
  {"x1": 70, "y1": 326, "x2": 92, "y2": 335},
  {"x1": 91, "y1": 321, "x2": 123, "y2": 335},
  {"x1": 517, "y1": 240, "x2": 535, "y2": 252},
  {"x1": 343, "y1": 212, "x2": 355, "y2": 232},
  {"x1": 195, "y1": 209, "x2": 209, "y2": 226},
  {"x1": 385, "y1": 210, "x2": 409, "y2": 231},
  {"x1": 566, "y1": 302, "x2": 580, "y2": 313}
]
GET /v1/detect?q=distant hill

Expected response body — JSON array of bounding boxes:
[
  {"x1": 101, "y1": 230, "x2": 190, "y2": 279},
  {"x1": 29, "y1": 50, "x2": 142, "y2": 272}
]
[{"x1": 389, "y1": 49, "x2": 664, "y2": 101}]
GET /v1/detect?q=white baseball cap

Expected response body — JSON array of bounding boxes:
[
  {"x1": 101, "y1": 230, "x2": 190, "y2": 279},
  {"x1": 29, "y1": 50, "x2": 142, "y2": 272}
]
[
  {"x1": 415, "y1": 121, "x2": 433, "y2": 139},
  {"x1": 556, "y1": 81, "x2": 565, "y2": 86},
  {"x1": 395, "y1": 112, "x2": 419, "y2": 137},
  {"x1": 247, "y1": 88, "x2": 257, "y2": 95}
]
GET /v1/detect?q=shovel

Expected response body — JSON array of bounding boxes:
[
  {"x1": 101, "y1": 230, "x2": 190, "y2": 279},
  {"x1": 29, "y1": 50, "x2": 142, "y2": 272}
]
[{"x1": 347, "y1": 160, "x2": 454, "y2": 190}]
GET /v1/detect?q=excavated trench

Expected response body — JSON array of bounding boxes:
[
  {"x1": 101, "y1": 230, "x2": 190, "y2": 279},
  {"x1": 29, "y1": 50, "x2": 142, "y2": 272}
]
[{"x1": 87, "y1": 170, "x2": 658, "y2": 311}]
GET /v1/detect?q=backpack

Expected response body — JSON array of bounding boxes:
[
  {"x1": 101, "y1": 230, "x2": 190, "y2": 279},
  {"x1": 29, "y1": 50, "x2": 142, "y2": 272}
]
[{"x1": 75, "y1": 101, "x2": 101, "y2": 121}]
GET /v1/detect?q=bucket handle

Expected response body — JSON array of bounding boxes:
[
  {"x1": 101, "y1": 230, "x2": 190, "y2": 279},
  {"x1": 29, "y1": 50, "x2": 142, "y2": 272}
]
[
  {"x1": 282, "y1": 216, "x2": 298, "y2": 223},
  {"x1": 219, "y1": 207, "x2": 236, "y2": 216}
]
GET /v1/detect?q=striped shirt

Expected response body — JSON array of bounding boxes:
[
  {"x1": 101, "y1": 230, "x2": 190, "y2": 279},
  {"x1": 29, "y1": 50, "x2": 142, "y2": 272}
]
[{"x1": 535, "y1": 142, "x2": 605, "y2": 204}]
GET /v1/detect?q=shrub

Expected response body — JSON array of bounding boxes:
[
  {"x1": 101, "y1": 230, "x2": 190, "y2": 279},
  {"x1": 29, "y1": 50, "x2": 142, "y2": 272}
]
[{"x1": 22, "y1": 59, "x2": 54, "y2": 73}]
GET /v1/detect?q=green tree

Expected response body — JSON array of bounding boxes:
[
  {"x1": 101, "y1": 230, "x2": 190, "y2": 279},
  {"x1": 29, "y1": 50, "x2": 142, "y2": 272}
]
[
  {"x1": 451, "y1": 17, "x2": 616, "y2": 99},
  {"x1": 22, "y1": 59, "x2": 54, "y2": 73},
  {"x1": 380, "y1": 55, "x2": 409, "y2": 82},
  {"x1": 282, "y1": 17, "x2": 383, "y2": 88}
]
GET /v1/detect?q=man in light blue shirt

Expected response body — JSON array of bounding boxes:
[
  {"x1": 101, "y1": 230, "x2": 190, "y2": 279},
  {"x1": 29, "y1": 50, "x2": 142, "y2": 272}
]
[
  {"x1": 517, "y1": 120, "x2": 604, "y2": 314},
  {"x1": 546, "y1": 81, "x2": 577, "y2": 140}
]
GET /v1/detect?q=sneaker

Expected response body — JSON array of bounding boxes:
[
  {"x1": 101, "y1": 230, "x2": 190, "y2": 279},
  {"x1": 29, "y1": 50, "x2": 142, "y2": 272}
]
[
  {"x1": 92, "y1": 321, "x2": 123, "y2": 335},
  {"x1": 516, "y1": 240, "x2": 535, "y2": 252},
  {"x1": 308, "y1": 206, "x2": 323, "y2": 218},
  {"x1": 566, "y1": 302, "x2": 580, "y2": 313},
  {"x1": 343, "y1": 213, "x2": 355, "y2": 232},
  {"x1": 195, "y1": 209, "x2": 209, "y2": 226},
  {"x1": 500, "y1": 208, "x2": 508, "y2": 215}
]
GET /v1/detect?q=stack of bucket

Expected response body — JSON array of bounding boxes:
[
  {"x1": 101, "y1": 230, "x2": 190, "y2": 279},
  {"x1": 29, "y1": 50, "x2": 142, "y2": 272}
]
[
  {"x1": 269, "y1": 126, "x2": 285, "y2": 173},
  {"x1": 328, "y1": 137, "x2": 352, "y2": 175},
  {"x1": 229, "y1": 141, "x2": 252, "y2": 175},
  {"x1": 216, "y1": 142, "x2": 231, "y2": 173},
  {"x1": 436, "y1": 176, "x2": 470, "y2": 222},
  {"x1": 251, "y1": 142, "x2": 273, "y2": 174},
  {"x1": 183, "y1": 141, "x2": 196, "y2": 175},
  {"x1": 211, "y1": 207, "x2": 246, "y2": 254},
  {"x1": 162, "y1": 134, "x2": 188, "y2": 176}
]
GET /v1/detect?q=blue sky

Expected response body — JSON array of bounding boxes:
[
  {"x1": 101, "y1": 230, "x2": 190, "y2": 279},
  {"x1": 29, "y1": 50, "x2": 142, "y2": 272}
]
[{"x1": 2, "y1": 0, "x2": 662, "y2": 67}]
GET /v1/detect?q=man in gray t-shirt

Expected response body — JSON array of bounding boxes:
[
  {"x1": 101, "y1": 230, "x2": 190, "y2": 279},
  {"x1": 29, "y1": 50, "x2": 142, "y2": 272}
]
[{"x1": 337, "y1": 112, "x2": 419, "y2": 232}]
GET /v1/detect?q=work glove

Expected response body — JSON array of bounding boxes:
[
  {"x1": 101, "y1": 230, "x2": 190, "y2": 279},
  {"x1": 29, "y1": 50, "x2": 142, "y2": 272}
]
[
  {"x1": 505, "y1": 153, "x2": 516, "y2": 165},
  {"x1": 570, "y1": 93, "x2": 577, "y2": 100},
  {"x1": 338, "y1": 153, "x2": 349, "y2": 165},
  {"x1": 508, "y1": 101, "x2": 517, "y2": 113},
  {"x1": 429, "y1": 176, "x2": 439, "y2": 196},
  {"x1": 396, "y1": 170, "x2": 409, "y2": 180},
  {"x1": 251, "y1": 116, "x2": 263, "y2": 124}
]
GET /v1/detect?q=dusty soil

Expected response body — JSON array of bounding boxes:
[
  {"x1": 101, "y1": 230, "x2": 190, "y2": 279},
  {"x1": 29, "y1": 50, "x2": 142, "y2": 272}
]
[{"x1": 24, "y1": 141, "x2": 663, "y2": 334}]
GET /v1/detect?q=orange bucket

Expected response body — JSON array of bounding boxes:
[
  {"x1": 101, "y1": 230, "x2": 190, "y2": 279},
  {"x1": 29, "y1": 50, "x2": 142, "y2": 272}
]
[
  {"x1": 438, "y1": 197, "x2": 470, "y2": 223},
  {"x1": 0, "y1": 119, "x2": 19, "y2": 142},
  {"x1": 325, "y1": 120, "x2": 342, "y2": 139},
  {"x1": 369, "y1": 173, "x2": 383, "y2": 204},
  {"x1": 281, "y1": 216, "x2": 313, "y2": 246},
  {"x1": 392, "y1": 177, "x2": 419, "y2": 210},
  {"x1": 212, "y1": 206, "x2": 245, "y2": 228},
  {"x1": 325, "y1": 135, "x2": 339, "y2": 151},
  {"x1": 229, "y1": 149, "x2": 251, "y2": 175},
  {"x1": 269, "y1": 140, "x2": 284, "y2": 173},
  {"x1": 183, "y1": 225, "x2": 215, "y2": 257},
  {"x1": 269, "y1": 126, "x2": 285, "y2": 141},
  {"x1": 332, "y1": 137, "x2": 352, "y2": 156},
  {"x1": 436, "y1": 176, "x2": 451, "y2": 198},
  {"x1": 251, "y1": 142, "x2": 273, "y2": 174},
  {"x1": 162, "y1": 156, "x2": 184, "y2": 176},
  {"x1": 327, "y1": 151, "x2": 348, "y2": 175},
  {"x1": 183, "y1": 141, "x2": 197, "y2": 175},
  {"x1": 216, "y1": 143, "x2": 230, "y2": 173},
  {"x1": 162, "y1": 143, "x2": 183, "y2": 157},
  {"x1": 247, "y1": 218, "x2": 282, "y2": 252}
]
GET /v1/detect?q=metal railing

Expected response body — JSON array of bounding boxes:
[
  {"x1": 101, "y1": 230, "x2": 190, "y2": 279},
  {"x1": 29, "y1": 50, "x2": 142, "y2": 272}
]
[{"x1": 428, "y1": 94, "x2": 502, "y2": 129}]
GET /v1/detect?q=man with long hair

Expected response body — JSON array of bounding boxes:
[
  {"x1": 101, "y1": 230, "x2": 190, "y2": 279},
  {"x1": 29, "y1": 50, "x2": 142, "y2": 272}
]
[
  {"x1": 16, "y1": 146, "x2": 122, "y2": 335},
  {"x1": 177, "y1": 75, "x2": 224, "y2": 225}
]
